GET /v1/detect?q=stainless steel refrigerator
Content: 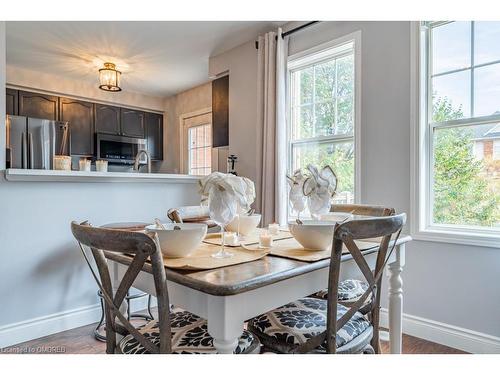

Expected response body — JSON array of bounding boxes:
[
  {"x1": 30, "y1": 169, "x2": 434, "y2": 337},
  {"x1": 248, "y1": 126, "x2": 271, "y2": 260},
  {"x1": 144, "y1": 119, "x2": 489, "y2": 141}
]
[{"x1": 6, "y1": 115, "x2": 70, "y2": 169}]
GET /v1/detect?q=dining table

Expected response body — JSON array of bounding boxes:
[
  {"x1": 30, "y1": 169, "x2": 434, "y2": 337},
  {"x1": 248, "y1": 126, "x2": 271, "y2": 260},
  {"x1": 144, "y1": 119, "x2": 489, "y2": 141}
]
[{"x1": 104, "y1": 231, "x2": 412, "y2": 354}]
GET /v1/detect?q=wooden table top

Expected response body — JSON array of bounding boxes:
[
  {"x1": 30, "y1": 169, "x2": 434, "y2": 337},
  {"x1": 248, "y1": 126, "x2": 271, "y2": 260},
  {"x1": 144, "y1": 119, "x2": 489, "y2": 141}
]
[{"x1": 105, "y1": 235, "x2": 411, "y2": 297}]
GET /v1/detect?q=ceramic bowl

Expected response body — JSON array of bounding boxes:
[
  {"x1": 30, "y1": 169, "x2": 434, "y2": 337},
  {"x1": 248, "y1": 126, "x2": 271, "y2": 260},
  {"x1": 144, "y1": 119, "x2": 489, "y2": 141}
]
[
  {"x1": 226, "y1": 213, "x2": 262, "y2": 236},
  {"x1": 288, "y1": 220, "x2": 336, "y2": 251},
  {"x1": 145, "y1": 223, "x2": 207, "y2": 258}
]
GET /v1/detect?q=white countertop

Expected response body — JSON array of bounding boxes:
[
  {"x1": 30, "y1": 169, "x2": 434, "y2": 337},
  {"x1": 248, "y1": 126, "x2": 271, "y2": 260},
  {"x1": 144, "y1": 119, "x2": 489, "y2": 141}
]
[{"x1": 4, "y1": 168, "x2": 200, "y2": 183}]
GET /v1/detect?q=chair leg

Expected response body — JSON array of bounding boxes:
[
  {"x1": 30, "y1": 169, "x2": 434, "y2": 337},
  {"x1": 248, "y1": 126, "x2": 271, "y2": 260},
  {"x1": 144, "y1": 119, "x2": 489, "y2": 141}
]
[{"x1": 362, "y1": 344, "x2": 375, "y2": 354}]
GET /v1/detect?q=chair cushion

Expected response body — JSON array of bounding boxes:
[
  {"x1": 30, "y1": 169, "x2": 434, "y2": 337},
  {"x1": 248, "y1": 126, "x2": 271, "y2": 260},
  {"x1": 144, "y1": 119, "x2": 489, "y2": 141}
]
[
  {"x1": 248, "y1": 297, "x2": 370, "y2": 353},
  {"x1": 313, "y1": 279, "x2": 369, "y2": 301},
  {"x1": 119, "y1": 310, "x2": 259, "y2": 354}
]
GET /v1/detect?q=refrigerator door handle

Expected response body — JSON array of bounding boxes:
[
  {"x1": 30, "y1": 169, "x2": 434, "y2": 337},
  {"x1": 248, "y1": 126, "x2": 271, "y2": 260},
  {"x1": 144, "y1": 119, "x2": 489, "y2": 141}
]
[
  {"x1": 21, "y1": 132, "x2": 28, "y2": 169},
  {"x1": 28, "y1": 132, "x2": 34, "y2": 169}
]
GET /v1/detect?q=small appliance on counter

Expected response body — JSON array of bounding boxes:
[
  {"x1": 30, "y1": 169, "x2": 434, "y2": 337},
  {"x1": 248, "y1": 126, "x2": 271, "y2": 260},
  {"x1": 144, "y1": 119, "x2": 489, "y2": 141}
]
[{"x1": 6, "y1": 115, "x2": 70, "y2": 169}]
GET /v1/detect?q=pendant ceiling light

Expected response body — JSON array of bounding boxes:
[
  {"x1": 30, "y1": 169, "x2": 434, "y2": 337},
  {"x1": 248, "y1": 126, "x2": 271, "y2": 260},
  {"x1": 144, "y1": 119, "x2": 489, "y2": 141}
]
[{"x1": 98, "y1": 62, "x2": 121, "y2": 92}]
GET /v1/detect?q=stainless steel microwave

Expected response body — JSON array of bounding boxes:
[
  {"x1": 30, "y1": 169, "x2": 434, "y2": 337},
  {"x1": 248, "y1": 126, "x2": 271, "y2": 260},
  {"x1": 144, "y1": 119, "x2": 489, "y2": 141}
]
[{"x1": 96, "y1": 133, "x2": 147, "y2": 164}]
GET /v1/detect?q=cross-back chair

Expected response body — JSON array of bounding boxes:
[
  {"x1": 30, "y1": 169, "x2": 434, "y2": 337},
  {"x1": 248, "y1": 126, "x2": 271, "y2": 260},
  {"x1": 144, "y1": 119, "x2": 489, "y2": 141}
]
[
  {"x1": 248, "y1": 213, "x2": 406, "y2": 354},
  {"x1": 312, "y1": 204, "x2": 395, "y2": 304},
  {"x1": 71, "y1": 221, "x2": 260, "y2": 354}
]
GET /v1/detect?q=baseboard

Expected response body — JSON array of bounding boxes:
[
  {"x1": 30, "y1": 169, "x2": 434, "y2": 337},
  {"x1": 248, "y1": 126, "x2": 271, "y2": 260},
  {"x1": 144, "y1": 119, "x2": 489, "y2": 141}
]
[
  {"x1": 0, "y1": 304, "x2": 102, "y2": 349},
  {"x1": 380, "y1": 308, "x2": 500, "y2": 354},
  {"x1": 0, "y1": 294, "x2": 156, "y2": 349}
]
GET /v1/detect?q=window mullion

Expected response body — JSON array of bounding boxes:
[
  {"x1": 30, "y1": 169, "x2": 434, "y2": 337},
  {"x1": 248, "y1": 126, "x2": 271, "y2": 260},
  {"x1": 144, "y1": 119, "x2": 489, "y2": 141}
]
[{"x1": 471, "y1": 21, "x2": 475, "y2": 117}]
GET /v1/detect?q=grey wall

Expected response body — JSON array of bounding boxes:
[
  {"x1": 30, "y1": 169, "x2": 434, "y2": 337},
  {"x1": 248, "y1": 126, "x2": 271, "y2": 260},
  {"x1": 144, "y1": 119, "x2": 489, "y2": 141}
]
[{"x1": 289, "y1": 21, "x2": 500, "y2": 337}]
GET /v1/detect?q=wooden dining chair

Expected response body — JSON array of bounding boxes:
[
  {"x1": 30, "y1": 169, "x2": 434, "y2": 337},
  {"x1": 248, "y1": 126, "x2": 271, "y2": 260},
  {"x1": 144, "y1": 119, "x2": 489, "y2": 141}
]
[
  {"x1": 312, "y1": 204, "x2": 396, "y2": 304},
  {"x1": 167, "y1": 206, "x2": 218, "y2": 229},
  {"x1": 248, "y1": 213, "x2": 406, "y2": 354},
  {"x1": 71, "y1": 221, "x2": 260, "y2": 354}
]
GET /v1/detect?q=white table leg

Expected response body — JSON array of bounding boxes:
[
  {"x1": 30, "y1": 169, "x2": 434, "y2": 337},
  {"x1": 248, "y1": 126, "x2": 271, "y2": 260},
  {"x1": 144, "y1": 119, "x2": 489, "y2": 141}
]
[
  {"x1": 207, "y1": 295, "x2": 244, "y2": 354},
  {"x1": 387, "y1": 243, "x2": 405, "y2": 354}
]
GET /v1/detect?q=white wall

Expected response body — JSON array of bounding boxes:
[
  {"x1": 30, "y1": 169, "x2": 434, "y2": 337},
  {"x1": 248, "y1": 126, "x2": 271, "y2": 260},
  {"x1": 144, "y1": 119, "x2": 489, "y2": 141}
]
[
  {"x1": 209, "y1": 41, "x2": 259, "y2": 189},
  {"x1": 288, "y1": 21, "x2": 500, "y2": 346},
  {"x1": 161, "y1": 82, "x2": 212, "y2": 173}
]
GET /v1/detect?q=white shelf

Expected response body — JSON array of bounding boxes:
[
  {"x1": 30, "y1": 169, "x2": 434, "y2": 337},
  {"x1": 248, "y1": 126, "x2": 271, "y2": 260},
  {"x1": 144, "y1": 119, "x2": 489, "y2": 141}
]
[{"x1": 4, "y1": 169, "x2": 200, "y2": 184}]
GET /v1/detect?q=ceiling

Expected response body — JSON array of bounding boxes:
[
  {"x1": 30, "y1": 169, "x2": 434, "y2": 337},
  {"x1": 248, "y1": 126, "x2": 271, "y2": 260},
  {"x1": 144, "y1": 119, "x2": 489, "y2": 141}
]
[{"x1": 6, "y1": 21, "x2": 284, "y2": 97}]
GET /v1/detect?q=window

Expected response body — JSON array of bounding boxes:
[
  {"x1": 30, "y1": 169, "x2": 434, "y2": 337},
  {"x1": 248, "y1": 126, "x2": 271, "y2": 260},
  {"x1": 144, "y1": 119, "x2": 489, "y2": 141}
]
[
  {"x1": 181, "y1": 110, "x2": 212, "y2": 176},
  {"x1": 287, "y1": 35, "x2": 359, "y2": 213},
  {"x1": 494, "y1": 140, "x2": 500, "y2": 160},
  {"x1": 418, "y1": 21, "x2": 500, "y2": 240},
  {"x1": 188, "y1": 124, "x2": 212, "y2": 176}
]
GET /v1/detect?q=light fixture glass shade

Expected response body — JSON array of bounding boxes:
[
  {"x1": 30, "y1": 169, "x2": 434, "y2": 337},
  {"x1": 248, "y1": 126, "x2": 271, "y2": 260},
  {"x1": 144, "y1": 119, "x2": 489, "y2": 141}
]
[{"x1": 99, "y1": 62, "x2": 121, "y2": 92}]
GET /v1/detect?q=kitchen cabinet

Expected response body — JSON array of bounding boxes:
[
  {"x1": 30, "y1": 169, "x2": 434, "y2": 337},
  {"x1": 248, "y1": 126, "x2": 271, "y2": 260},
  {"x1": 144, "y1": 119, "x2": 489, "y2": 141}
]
[
  {"x1": 60, "y1": 98, "x2": 94, "y2": 156},
  {"x1": 6, "y1": 88, "x2": 18, "y2": 116},
  {"x1": 95, "y1": 104, "x2": 120, "y2": 135},
  {"x1": 121, "y1": 108, "x2": 145, "y2": 138},
  {"x1": 145, "y1": 112, "x2": 163, "y2": 161},
  {"x1": 19, "y1": 91, "x2": 59, "y2": 120},
  {"x1": 212, "y1": 75, "x2": 229, "y2": 148}
]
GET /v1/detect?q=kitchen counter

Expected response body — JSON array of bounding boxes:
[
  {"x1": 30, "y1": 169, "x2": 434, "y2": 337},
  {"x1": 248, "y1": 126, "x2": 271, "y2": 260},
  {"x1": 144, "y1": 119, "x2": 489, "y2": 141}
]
[{"x1": 4, "y1": 168, "x2": 200, "y2": 183}]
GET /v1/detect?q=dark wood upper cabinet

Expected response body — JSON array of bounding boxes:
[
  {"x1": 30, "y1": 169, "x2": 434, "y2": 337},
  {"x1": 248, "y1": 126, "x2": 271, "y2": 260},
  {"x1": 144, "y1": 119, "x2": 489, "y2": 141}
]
[
  {"x1": 6, "y1": 89, "x2": 18, "y2": 116},
  {"x1": 19, "y1": 91, "x2": 59, "y2": 120},
  {"x1": 121, "y1": 108, "x2": 145, "y2": 138},
  {"x1": 60, "y1": 98, "x2": 94, "y2": 156},
  {"x1": 212, "y1": 75, "x2": 229, "y2": 148},
  {"x1": 95, "y1": 104, "x2": 120, "y2": 135},
  {"x1": 145, "y1": 112, "x2": 163, "y2": 161}
]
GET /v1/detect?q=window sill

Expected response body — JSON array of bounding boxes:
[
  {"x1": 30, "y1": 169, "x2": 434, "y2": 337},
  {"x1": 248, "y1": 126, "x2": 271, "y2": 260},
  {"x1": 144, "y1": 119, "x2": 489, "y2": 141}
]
[{"x1": 411, "y1": 226, "x2": 500, "y2": 249}]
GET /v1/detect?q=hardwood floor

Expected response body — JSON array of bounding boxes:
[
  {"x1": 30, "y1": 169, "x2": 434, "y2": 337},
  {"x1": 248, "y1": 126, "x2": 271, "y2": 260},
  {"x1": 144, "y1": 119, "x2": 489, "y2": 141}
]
[{"x1": 3, "y1": 322, "x2": 465, "y2": 354}]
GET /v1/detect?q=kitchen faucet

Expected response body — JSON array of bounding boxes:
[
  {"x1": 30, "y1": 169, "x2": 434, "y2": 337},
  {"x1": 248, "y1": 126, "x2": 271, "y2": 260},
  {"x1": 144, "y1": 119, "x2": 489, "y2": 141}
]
[{"x1": 133, "y1": 149, "x2": 151, "y2": 173}]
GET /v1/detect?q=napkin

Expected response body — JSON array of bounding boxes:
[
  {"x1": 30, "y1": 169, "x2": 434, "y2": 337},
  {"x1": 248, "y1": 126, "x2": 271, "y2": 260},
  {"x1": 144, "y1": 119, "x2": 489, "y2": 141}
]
[
  {"x1": 286, "y1": 169, "x2": 307, "y2": 216},
  {"x1": 303, "y1": 165, "x2": 338, "y2": 219}
]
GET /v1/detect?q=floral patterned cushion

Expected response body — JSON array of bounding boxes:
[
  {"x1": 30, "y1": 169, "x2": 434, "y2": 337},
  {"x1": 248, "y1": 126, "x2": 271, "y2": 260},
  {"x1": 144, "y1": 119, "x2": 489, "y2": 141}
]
[
  {"x1": 248, "y1": 297, "x2": 370, "y2": 353},
  {"x1": 119, "y1": 310, "x2": 259, "y2": 354},
  {"x1": 313, "y1": 279, "x2": 369, "y2": 301}
]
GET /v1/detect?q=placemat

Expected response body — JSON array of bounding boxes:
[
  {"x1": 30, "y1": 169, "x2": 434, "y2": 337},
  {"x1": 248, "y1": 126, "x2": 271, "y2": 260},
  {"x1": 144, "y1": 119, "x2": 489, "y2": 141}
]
[
  {"x1": 243, "y1": 237, "x2": 381, "y2": 262},
  {"x1": 163, "y1": 241, "x2": 270, "y2": 270},
  {"x1": 203, "y1": 228, "x2": 293, "y2": 246}
]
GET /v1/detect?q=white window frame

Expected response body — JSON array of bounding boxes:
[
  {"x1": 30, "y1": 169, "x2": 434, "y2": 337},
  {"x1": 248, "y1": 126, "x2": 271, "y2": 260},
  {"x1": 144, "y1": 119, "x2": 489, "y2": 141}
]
[
  {"x1": 179, "y1": 108, "x2": 212, "y2": 175},
  {"x1": 411, "y1": 21, "x2": 500, "y2": 248},
  {"x1": 286, "y1": 31, "x2": 361, "y2": 218}
]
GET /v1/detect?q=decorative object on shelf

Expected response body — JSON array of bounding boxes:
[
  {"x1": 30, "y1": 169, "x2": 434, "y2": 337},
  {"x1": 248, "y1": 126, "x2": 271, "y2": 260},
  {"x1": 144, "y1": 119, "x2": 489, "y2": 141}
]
[
  {"x1": 227, "y1": 154, "x2": 238, "y2": 175},
  {"x1": 79, "y1": 158, "x2": 91, "y2": 172},
  {"x1": 98, "y1": 62, "x2": 122, "y2": 92},
  {"x1": 286, "y1": 169, "x2": 308, "y2": 221},
  {"x1": 53, "y1": 155, "x2": 71, "y2": 171},
  {"x1": 198, "y1": 172, "x2": 256, "y2": 259},
  {"x1": 95, "y1": 159, "x2": 108, "y2": 172},
  {"x1": 302, "y1": 165, "x2": 337, "y2": 219}
]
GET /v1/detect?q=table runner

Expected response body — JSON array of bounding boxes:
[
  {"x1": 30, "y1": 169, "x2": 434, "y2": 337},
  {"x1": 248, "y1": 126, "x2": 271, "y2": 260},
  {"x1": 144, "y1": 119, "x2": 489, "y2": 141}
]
[
  {"x1": 242, "y1": 237, "x2": 381, "y2": 262},
  {"x1": 163, "y1": 241, "x2": 269, "y2": 270},
  {"x1": 203, "y1": 228, "x2": 293, "y2": 246}
]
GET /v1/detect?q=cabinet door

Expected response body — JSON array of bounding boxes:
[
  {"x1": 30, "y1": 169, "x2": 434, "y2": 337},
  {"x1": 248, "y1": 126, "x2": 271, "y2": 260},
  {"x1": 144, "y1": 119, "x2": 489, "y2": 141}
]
[
  {"x1": 95, "y1": 104, "x2": 120, "y2": 135},
  {"x1": 19, "y1": 91, "x2": 59, "y2": 120},
  {"x1": 145, "y1": 112, "x2": 163, "y2": 160},
  {"x1": 121, "y1": 108, "x2": 145, "y2": 138},
  {"x1": 6, "y1": 88, "x2": 18, "y2": 116},
  {"x1": 212, "y1": 75, "x2": 229, "y2": 148},
  {"x1": 60, "y1": 98, "x2": 94, "y2": 156}
]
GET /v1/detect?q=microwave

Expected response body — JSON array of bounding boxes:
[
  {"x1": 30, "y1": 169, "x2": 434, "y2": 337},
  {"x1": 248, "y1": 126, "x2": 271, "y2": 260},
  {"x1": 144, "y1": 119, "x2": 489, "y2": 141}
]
[{"x1": 96, "y1": 133, "x2": 147, "y2": 164}]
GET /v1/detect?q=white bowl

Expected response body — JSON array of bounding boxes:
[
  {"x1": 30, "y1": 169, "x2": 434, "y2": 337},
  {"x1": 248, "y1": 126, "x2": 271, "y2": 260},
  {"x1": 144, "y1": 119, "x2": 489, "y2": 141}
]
[
  {"x1": 319, "y1": 212, "x2": 353, "y2": 222},
  {"x1": 146, "y1": 223, "x2": 207, "y2": 258},
  {"x1": 226, "y1": 213, "x2": 261, "y2": 236},
  {"x1": 288, "y1": 220, "x2": 336, "y2": 251}
]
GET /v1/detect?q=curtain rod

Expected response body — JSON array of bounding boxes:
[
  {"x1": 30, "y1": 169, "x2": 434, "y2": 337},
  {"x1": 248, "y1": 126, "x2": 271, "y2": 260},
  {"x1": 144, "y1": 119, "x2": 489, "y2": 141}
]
[{"x1": 255, "y1": 21, "x2": 320, "y2": 49}]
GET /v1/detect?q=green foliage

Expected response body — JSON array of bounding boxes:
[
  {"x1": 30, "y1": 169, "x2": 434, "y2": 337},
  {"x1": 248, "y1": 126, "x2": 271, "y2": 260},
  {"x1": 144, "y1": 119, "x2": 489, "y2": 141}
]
[{"x1": 432, "y1": 97, "x2": 500, "y2": 226}]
